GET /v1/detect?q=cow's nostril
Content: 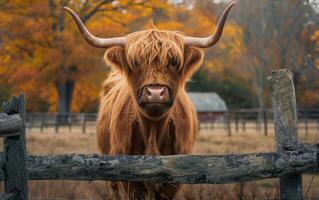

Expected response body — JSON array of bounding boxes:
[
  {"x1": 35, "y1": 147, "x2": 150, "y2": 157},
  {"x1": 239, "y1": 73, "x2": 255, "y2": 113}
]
[
  {"x1": 146, "y1": 87, "x2": 152, "y2": 96},
  {"x1": 160, "y1": 88, "x2": 165, "y2": 96}
]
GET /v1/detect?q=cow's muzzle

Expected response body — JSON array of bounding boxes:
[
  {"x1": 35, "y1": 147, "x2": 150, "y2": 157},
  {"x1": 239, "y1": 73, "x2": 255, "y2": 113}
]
[{"x1": 138, "y1": 84, "x2": 172, "y2": 107}]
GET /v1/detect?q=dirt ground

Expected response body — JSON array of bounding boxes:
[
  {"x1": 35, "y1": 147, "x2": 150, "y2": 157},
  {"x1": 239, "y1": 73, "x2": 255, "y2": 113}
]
[{"x1": 2, "y1": 126, "x2": 319, "y2": 200}]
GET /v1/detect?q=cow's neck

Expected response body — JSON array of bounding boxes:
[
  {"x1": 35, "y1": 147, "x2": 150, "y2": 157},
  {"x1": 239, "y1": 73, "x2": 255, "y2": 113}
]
[{"x1": 138, "y1": 114, "x2": 170, "y2": 155}]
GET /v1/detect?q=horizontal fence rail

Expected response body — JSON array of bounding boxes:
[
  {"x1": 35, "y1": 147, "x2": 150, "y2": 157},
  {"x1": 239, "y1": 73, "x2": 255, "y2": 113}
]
[
  {"x1": 0, "y1": 69, "x2": 318, "y2": 200},
  {"x1": 10, "y1": 151, "x2": 318, "y2": 184}
]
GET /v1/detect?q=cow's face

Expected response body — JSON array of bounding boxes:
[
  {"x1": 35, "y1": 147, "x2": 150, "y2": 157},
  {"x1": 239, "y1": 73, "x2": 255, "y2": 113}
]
[{"x1": 104, "y1": 30, "x2": 203, "y2": 120}]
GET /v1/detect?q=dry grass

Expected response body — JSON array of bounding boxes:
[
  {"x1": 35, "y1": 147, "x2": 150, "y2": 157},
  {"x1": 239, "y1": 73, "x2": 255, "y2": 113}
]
[{"x1": 2, "y1": 126, "x2": 319, "y2": 199}]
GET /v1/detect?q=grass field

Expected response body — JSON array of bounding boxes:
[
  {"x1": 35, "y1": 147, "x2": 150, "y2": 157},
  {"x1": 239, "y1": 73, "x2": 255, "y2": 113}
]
[{"x1": 2, "y1": 127, "x2": 319, "y2": 200}]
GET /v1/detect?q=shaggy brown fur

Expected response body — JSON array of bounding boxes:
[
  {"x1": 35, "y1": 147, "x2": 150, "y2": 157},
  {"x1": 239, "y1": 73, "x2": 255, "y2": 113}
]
[{"x1": 96, "y1": 29, "x2": 203, "y2": 199}]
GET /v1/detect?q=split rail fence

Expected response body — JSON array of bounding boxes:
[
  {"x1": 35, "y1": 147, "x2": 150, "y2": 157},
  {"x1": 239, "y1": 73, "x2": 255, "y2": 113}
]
[{"x1": 0, "y1": 69, "x2": 318, "y2": 200}]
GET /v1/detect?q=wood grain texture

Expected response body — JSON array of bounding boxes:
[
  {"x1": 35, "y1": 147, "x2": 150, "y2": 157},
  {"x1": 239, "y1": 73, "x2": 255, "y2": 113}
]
[
  {"x1": 0, "y1": 152, "x2": 305, "y2": 183},
  {"x1": 268, "y1": 69, "x2": 303, "y2": 200},
  {"x1": 3, "y1": 94, "x2": 28, "y2": 200},
  {"x1": 268, "y1": 69, "x2": 298, "y2": 152},
  {"x1": 0, "y1": 153, "x2": 5, "y2": 181},
  {"x1": 0, "y1": 114, "x2": 22, "y2": 137}
]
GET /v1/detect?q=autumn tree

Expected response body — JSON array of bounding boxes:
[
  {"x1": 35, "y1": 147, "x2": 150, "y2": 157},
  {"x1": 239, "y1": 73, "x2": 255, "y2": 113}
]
[
  {"x1": 0, "y1": 0, "x2": 169, "y2": 113},
  {"x1": 0, "y1": 0, "x2": 11, "y2": 104},
  {"x1": 233, "y1": 0, "x2": 319, "y2": 111}
]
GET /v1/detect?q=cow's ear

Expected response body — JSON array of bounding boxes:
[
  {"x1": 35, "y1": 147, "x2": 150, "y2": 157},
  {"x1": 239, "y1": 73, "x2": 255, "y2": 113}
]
[
  {"x1": 104, "y1": 46, "x2": 126, "y2": 72},
  {"x1": 182, "y1": 47, "x2": 204, "y2": 79}
]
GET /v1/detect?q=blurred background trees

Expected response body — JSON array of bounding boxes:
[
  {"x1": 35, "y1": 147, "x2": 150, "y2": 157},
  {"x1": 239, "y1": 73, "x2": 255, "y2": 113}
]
[{"x1": 0, "y1": 0, "x2": 318, "y2": 113}]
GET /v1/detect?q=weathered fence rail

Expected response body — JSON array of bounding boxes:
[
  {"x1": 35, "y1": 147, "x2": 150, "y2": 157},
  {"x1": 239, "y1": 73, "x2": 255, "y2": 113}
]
[
  {"x1": 0, "y1": 69, "x2": 318, "y2": 200},
  {"x1": 19, "y1": 151, "x2": 319, "y2": 183}
]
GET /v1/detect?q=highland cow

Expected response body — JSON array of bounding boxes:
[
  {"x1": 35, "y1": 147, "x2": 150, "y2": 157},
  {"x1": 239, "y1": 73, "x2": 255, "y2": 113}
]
[{"x1": 65, "y1": 2, "x2": 235, "y2": 199}]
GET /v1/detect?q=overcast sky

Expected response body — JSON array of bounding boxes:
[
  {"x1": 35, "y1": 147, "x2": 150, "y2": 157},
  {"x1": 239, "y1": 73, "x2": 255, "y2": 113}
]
[{"x1": 212, "y1": 0, "x2": 319, "y2": 13}]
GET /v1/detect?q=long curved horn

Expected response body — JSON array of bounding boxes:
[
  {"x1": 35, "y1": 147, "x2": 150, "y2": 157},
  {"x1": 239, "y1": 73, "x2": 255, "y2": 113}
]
[
  {"x1": 64, "y1": 7, "x2": 126, "y2": 48},
  {"x1": 184, "y1": 1, "x2": 236, "y2": 48}
]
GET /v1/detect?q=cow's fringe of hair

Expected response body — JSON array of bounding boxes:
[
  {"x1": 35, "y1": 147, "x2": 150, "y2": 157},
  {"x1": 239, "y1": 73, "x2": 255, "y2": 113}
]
[{"x1": 126, "y1": 29, "x2": 185, "y2": 72}]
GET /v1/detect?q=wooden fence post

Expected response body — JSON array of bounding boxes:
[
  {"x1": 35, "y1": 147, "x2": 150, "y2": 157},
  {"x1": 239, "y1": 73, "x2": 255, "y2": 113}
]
[
  {"x1": 40, "y1": 119, "x2": 44, "y2": 133},
  {"x1": 304, "y1": 110, "x2": 308, "y2": 135},
  {"x1": 81, "y1": 114, "x2": 86, "y2": 134},
  {"x1": 268, "y1": 69, "x2": 303, "y2": 200},
  {"x1": 2, "y1": 93, "x2": 28, "y2": 199},
  {"x1": 68, "y1": 115, "x2": 72, "y2": 132},
  {"x1": 235, "y1": 112, "x2": 239, "y2": 133},
  {"x1": 226, "y1": 111, "x2": 231, "y2": 137},
  {"x1": 242, "y1": 114, "x2": 246, "y2": 132},
  {"x1": 263, "y1": 109, "x2": 268, "y2": 136},
  {"x1": 256, "y1": 110, "x2": 261, "y2": 132},
  {"x1": 55, "y1": 114, "x2": 59, "y2": 133}
]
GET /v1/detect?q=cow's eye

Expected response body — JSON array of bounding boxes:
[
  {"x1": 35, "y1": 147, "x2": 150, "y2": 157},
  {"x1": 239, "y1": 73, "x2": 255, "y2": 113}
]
[
  {"x1": 133, "y1": 60, "x2": 139, "y2": 68},
  {"x1": 168, "y1": 59, "x2": 178, "y2": 69}
]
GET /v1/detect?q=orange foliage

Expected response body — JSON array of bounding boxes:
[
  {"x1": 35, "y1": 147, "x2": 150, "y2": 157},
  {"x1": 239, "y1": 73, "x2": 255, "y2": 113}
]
[
  {"x1": 311, "y1": 30, "x2": 319, "y2": 70},
  {"x1": 0, "y1": 0, "x2": 169, "y2": 112}
]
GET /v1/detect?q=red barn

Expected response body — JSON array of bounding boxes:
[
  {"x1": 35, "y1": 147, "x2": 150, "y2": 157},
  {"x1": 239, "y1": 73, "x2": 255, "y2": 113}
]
[{"x1": 188, "y1": 92, "x2": 227, "y2": 123}]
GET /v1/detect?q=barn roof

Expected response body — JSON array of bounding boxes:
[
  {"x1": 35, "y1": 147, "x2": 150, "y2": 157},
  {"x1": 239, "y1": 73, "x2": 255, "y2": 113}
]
[{"x1": 187, "y1": 92, "x2": 227, "y2": 112}]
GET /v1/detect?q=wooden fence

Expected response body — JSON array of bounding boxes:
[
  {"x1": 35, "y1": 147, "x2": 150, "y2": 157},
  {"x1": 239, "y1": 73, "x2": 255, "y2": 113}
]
[
  {"x1": 221, "y1": 109, "x2": 319, "y2": 136},
  {"x1": 0, "y1": 69, "x2": 318, "y2": 200},
  {"x1": 24, "y1": 109, "x2": 319, "y2": 136}
]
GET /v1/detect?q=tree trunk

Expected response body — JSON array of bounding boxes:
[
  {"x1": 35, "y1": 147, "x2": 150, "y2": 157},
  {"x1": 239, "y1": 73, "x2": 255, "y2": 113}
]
[{"x1": 56, "y1": 80, "x2": 74, "y2": 114}]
